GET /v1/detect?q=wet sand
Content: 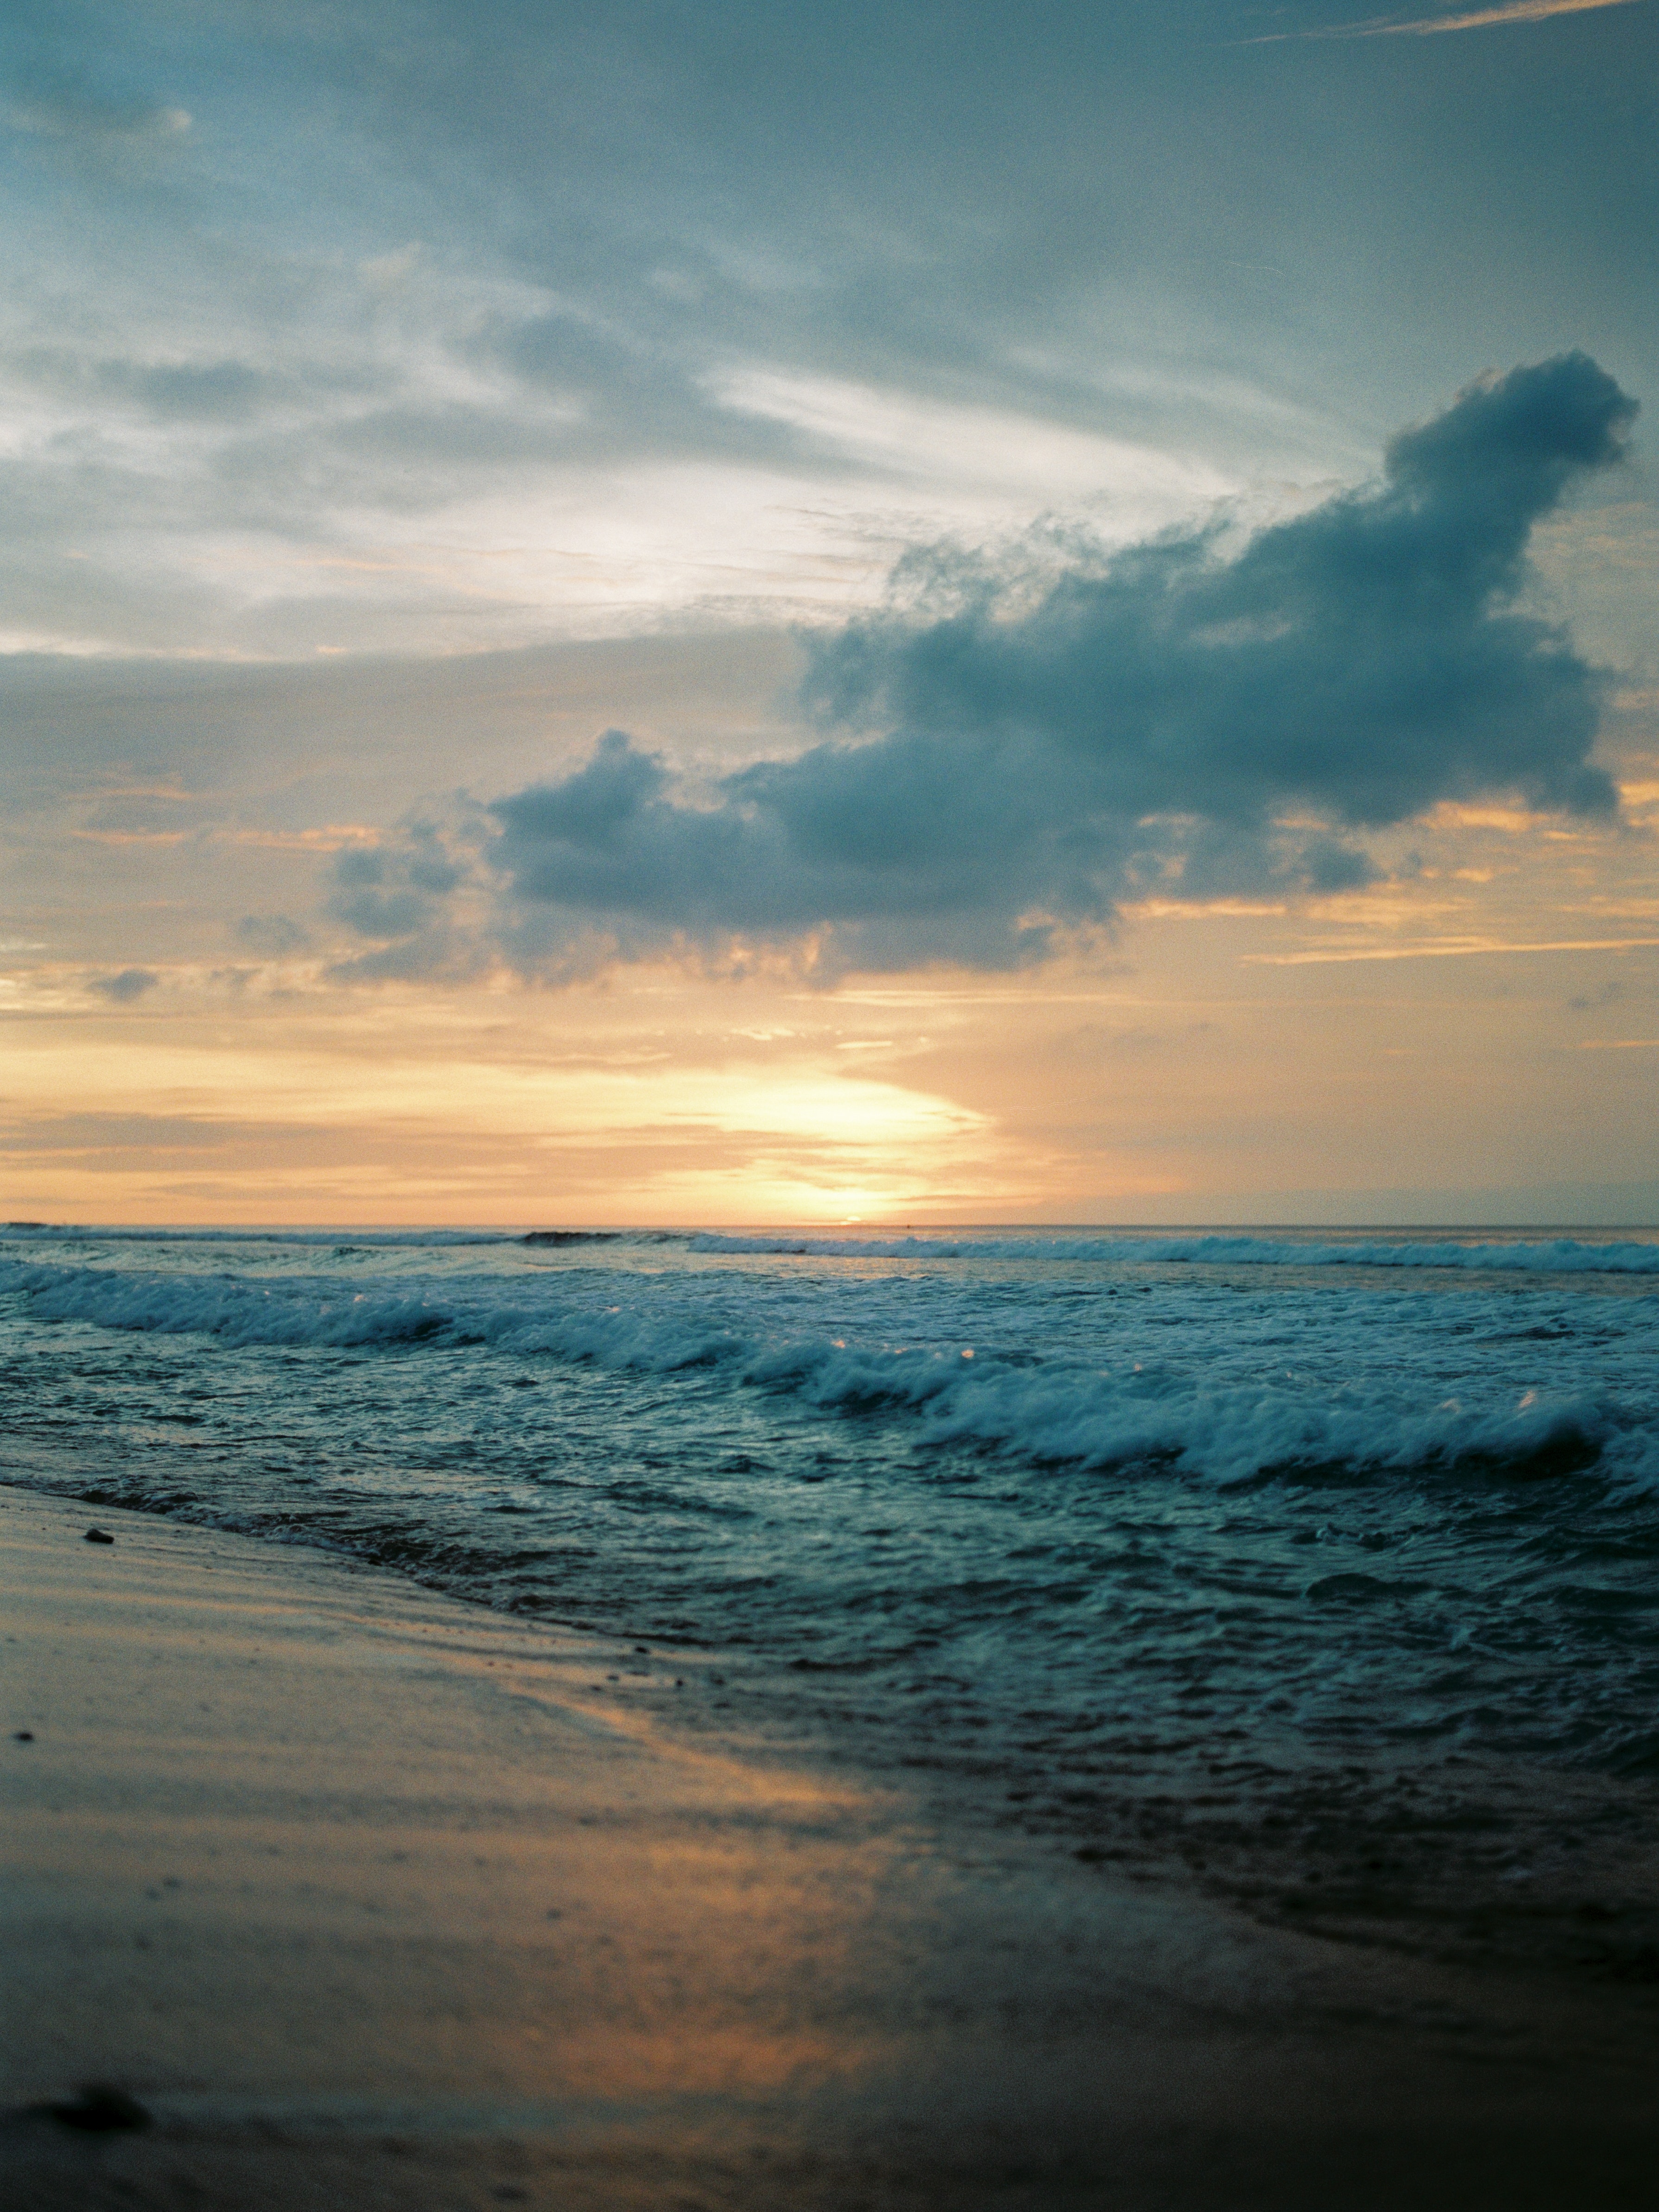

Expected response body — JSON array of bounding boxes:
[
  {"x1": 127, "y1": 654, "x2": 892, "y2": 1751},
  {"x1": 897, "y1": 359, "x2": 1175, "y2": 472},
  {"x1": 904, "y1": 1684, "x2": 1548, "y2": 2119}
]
[{"x1": 3, "y1": 1481, "x2": 1656, "y2": 2209}]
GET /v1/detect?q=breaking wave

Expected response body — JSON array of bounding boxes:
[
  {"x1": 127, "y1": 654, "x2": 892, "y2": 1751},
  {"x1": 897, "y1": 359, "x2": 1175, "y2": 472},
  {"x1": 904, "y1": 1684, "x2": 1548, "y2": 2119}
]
[
  {"x1": 2, "y1": 1254, "x2": 1650, "y2": 1489},
  {"x1": 0, "y1": 1260, "x2": 453, "y2": 1347}
]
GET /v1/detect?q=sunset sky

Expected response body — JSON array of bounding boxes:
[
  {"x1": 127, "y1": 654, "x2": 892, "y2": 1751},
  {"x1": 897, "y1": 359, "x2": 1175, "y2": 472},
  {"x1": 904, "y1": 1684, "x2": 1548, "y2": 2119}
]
[{"x1": 2, "y1": 0, "x2": 1655, "y2": 1225}]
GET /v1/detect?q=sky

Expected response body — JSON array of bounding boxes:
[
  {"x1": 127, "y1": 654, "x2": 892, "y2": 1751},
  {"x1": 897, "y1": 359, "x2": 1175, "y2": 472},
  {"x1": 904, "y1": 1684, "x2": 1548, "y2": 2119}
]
[{"x1": 1, "y1": 0, "x2": 1656, "y2": 1225}]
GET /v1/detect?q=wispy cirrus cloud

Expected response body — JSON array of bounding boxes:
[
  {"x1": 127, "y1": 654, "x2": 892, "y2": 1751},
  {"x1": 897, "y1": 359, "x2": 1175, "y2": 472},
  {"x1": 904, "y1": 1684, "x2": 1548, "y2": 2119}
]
[
  {"x1": 1246, "y1": 935, "x2": 1659, "y2": 965},
  {"x1": 1376, "y1": 0, "x2": 1646, "y2": 32},
  {"x1": 1263, "y1": 0, "x2": 1646, "y2": 39}
]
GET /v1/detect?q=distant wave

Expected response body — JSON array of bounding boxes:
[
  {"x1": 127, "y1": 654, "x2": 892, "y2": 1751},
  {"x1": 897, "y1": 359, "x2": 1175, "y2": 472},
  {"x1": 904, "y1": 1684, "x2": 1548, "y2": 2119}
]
[
  {"x1": 521, "y1": 1229, "x2": 680, "y2": 1247},
  {"x1": 3, "y1": 1255, "x2": 1653, "y2": 1488},
  {"x1": 689, "y1": 1232, "x2": 1659, "y2": 1274},
  {"x1": 6, "y1": 1224, "x2": 1655, "y2": 1274},
  {"x1": 0, "y1": 1225, "x2": 520, "y2": 1248},
  {"x1": 521, "y1": 1230, "x2": 622, "y2": 1246},
  {"x1": 0, "y1": 1224, "x2": 680, "y2": 1251}
]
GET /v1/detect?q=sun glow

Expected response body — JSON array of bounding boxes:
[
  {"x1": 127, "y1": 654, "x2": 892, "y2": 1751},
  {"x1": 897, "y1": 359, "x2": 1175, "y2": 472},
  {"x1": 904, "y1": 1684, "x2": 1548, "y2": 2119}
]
[{"x1": 0, "y1": 992, "x2": 1012, "y2": 1223}]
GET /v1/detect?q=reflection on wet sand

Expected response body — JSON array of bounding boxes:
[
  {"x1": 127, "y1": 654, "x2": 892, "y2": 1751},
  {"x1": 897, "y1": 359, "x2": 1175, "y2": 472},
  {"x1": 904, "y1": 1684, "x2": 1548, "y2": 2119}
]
[{"x1": 5, "y1": 1486, "x2": 1658, "y2": 2211}]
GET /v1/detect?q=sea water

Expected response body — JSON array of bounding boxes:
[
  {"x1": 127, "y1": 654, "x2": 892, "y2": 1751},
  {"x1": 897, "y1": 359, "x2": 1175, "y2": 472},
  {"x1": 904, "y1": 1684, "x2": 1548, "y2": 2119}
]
[{"x1": 5, "y1": 1222, "x2": 1659, "y2": 1892}]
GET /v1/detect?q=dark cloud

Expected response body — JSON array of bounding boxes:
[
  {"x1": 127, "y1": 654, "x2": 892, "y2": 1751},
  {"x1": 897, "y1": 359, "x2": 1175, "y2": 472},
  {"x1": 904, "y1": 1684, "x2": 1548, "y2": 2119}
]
[
  {"x1": 379, "y1": 353, "x2": 1637, "y2": 975},
  {"x1": 325, "y1": 823, "x2": 484, "y2": 980},
  {"x1": 90, "y1": 966, "x2": 159, "y2": 1001},
  {"x1": 331, "y1": 827, "x2": 467, "y2": 940},
  {"x1": 236, "y1": 914, "x2": 311, "y2": 956}
]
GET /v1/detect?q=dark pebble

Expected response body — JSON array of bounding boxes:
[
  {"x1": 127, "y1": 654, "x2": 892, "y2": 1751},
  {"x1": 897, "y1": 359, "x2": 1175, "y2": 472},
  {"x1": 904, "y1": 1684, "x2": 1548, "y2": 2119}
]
[
  {"x1": 13, "y1": 1730, "x2": 33, "y2": 1742},
  {"x1": 84, "y1": 1528, "x2": 114, "y2": 1545},
  {"x1": 40, "y1": 2084, "x2": 153, "y2": 2133}
]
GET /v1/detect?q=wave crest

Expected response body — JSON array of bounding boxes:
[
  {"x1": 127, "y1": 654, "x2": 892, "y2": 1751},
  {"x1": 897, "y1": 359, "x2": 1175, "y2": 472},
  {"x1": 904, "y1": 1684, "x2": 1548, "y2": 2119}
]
[
  {"x1": 5, "y1": 1256, "x2": 1646, "y2": 1489},
  {"x1": 689, "y1": 1232, "x2": 1659, "y2": 1274}
]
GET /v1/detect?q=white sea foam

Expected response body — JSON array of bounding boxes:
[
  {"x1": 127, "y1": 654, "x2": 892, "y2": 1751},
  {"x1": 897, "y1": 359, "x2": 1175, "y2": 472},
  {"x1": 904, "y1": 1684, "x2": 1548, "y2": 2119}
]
[{"x1": 4, "y1": 1254, "x2": 1652, "y2": 1489}]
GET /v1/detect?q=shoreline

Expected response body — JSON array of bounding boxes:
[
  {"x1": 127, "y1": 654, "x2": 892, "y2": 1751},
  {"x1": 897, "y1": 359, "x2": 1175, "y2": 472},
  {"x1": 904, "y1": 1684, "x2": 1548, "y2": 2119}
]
[
  {"x1": 13, "y1": 1455, "x2": 1658, "y2": 1995},
  {"x1": 4, "y1": 1480, "x2": 1658, "y2": 2208}
]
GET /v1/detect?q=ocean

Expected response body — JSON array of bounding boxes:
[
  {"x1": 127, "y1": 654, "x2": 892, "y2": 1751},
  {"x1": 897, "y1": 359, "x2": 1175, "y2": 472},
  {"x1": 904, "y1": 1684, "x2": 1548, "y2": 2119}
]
[{"x1": 6, "y1": 1221, "x2": 1659, "y2": 1916}]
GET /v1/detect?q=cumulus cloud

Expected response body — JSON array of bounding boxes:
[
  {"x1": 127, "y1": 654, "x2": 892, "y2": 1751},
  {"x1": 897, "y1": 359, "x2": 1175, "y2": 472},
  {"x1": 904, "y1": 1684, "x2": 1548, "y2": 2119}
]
[
  {"x1": 90, "y1": 967, "x2": 159, "y2": 1002},
  {"x1": 338, "y1": 354, "x2": 1637, "y2": 978}
]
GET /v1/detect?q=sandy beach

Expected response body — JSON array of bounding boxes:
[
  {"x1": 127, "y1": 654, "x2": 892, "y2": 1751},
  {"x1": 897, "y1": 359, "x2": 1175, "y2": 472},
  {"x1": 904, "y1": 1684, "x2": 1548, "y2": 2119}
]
[{"x1": 3, "y1": 1480, "x2": 1657, "y2": 2210}]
